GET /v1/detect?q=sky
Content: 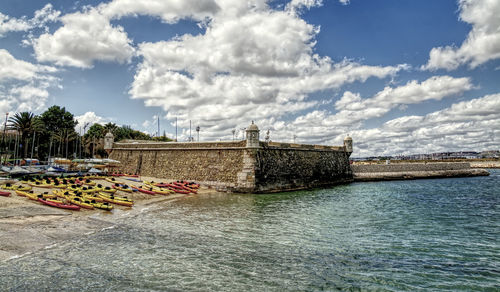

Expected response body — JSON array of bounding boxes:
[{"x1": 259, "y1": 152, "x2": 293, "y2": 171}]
[{"x1": 0, "y1": 0, "x2": 499, "y2": 157}]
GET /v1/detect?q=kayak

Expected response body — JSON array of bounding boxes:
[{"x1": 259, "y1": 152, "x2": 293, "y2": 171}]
[
  {"x1": 167, "y1": 187, "x2": 190, "y2": 194},
  {"x1": 130, "y1": 185, "x2": 156, "y2": 195},
  {"x1": 173, "y1": 182, "x2": 198, "y2": 193},
  {"x1": 68, "y1": 196, "x2": 94, "y2": 209},
  {"x1": 105, "y1": 177, "x2": 118, "y2": 183},
  {"x1": 97, "y1": 191, "x2": 133, "y2": 202},
  {"x1": 0, "y1": 191, "x2": 10, "y2": 197},
  {"x1": 100, "y1": 186, "x2": 117, "y2": 194},
  {"x1": 28, "y1": 182, "x2": 53, "y2": 188},
  {"x1": 1, "y1": 184, "x2": 32, "y2": 191},
  {"x1": 38, "y1": 198, "x2": 80, "y2": 210},
  {"x1": 97, "y1": 193, "x2": 133, "y2": 207},
  {"x1": 151, "y1": 187, "x2": 174, "y2": 195},
  {"x1": 88, "y1": 200, "x2": 113, "y2": 211},
  {"x1": 16, "y1": 190, "x2": 39, "y2": 200},
  {"x1": 112, "y1": 183, "x2": 133, "y2": 193}
]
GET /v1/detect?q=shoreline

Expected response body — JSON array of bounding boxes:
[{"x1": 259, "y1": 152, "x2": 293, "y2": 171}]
[
  {"x1": 0, "y1": 176, "x2": 216, "y2": 262},
  {"x1": 351, "y1": 161, "x2": 492, "y2": 182},
  {"x1": 353, "y1": 168, "x2": 490, "y2": 182}
]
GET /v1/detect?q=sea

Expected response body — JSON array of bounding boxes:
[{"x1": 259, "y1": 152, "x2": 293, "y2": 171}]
[{"x1": 1, "y1": 170, "x2": 498, "y2": 291}]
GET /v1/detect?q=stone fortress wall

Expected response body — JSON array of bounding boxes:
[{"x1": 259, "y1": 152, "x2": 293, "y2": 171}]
[{"x1": 108, "y1": 122, "x2": 353, "y2": 193}]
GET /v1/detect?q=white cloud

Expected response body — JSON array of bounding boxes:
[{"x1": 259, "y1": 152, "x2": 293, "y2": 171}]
[
  {"x1": 100, "y1": 0, "x2": 220, "y2": 23},
  {"x1": 74, "y1": 112, "x2": 109, "y2": 131},
  {"x1": 32, "y1": 0, "x2": 222, "y2": 68},
  {"x1": 286, "y1": 0, "x2": 323, "y2": 13},
  {"x1": 0, "y1": 4, "x2": 60, "y2": 37},
  {"x1": 10, "y1": 85, "x2": 49, "y2": 112},
  {"x1": 351, "y1": 93, "x2": 500, "y2": 156},
  {"x1": 129, "y1": 4, "x2": 406, "y2": 140},
  {"x1": 261, "y1": 75, "x2": 474, "y2": 146},
  {"x1": 422, "y1": 0, "x2": 500, "y2": 71},
  {"x1": 34, "y1": 7, "x2": 134, "y2": 68},
  {"x1": 334, "y1": 75, "x2": 473, "y2": 122},
  {"x1": 0, "y1": 49, "x2": 58, "y2": 113}
]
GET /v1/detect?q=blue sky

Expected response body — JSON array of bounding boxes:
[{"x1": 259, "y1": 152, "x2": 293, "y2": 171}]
[{"x1": 0, "y1": 0, "x2": 499, "y2": 156}]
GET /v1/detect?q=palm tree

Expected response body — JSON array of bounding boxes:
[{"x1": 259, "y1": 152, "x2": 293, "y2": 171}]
[
  {"x1": 8, "y1": 112, "x2": 44, "y2": 158},
  {"x1": 53, "y1": 128, "x2": 78, "y2": 158},
  {"x1": 103, "y1": 122, "x2": 118, "y2": 135}
]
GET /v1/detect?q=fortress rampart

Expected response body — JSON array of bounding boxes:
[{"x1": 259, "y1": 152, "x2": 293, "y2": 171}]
[{"x1": 108, "y1": 123, "x2": 353, "y2": 193}]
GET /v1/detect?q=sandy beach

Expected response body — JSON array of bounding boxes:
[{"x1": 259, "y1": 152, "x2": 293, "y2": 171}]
[{"x1": 0, "y1": 176, "x2": 215, "y2": 262}]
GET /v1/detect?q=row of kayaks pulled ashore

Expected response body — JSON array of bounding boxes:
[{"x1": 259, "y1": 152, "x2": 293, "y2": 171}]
[
  {"x1": 21, "y1": 176, "x2": 103, "y2": 188},
  {"x1": 142, "y1": 180, "x2": 200, "y2": 194},
  {"x1": 14, "y1": 189, "x2": 135, "y2": 210}
]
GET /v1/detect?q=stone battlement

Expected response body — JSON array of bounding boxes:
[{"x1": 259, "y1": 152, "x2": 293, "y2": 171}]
[{"x1": 108, "y1": 122, "x2": 353, "y2": 193}]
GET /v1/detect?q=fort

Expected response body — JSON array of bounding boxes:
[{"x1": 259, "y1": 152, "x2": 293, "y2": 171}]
[{"x1": 107, "y1": 122, "x2": 354, "y2": 193}]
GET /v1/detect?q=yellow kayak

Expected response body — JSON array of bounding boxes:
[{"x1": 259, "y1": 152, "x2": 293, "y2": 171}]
[
  {"x1": 15, "y1": 190, "x2": 38, "y2": 200},
  {"x1": 28, "y1": 182, "x2": 53, "y2": 188},
  {"x1": 100, "y1": 186, "x2": 117, "y2": 194},
  {"x1": 68, "y1": 196, "x2": 94, "y2": 209},
  {"x1": 83, "y1": 193, "x2": 105, "y2": 202},
  {"x1": 111, "y1": 184, "x2": 133, "y2": 193},
  {"x1": 97, "y1": 192, "x2": 133, "y2": 207},
  {"x1": 88, "y1": 200, "x2": 113, "y2": 211},
  {"x1": 105, "y1": 177, "x2": 118, "y2": 183},
  {"x1": 1, "y1": 184, "x2": 32, "y2": 191}
]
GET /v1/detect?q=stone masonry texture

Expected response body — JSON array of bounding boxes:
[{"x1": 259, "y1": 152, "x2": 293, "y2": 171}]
[{"x1": 109, "y1": 140, "x2": 353, "y2": 193}]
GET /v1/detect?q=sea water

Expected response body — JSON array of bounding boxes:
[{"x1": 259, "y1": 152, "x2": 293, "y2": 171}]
[{"x1": 1, "y1": 170, "x2": 498, "y2": 291}]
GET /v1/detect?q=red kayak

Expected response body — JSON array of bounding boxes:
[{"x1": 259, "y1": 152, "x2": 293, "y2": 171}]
[
  {"x1": 167, "y1": 187, "x2": 190, "y2": 194},
  {"x1": 112, "y1": 173, "x2": 139, "y2": 178},
  {"x1": 38, "y1": 198, "x2": 80, "y2": 210},
  {"x1": 154, "y1": 182, "x2": 169, "y2": 187},
  {"x1": 0, "y1": 191, "x2": 10, "y2": 197},
  {"x1": 123, "y1": 174, "x2": 139, "y2": 178},
  {"x1": 130, "y1": 186, "x2": 156, "y2": 195},
  {"x1": 173, "y1": 182, "x2": 197, "y2": 193}
]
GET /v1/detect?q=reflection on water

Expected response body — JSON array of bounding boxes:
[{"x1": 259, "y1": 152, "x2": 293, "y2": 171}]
[{"x1": 1, "y1": 170, "x2": 499, "y2": 291}]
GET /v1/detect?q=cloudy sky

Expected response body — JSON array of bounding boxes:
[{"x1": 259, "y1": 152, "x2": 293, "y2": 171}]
[{"x1": 0, "y1": 0, "x2": 499, "y2": 157}]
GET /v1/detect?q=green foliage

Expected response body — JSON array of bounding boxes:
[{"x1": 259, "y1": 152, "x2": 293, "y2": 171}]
[
  {"x1": 85, "y1": 123, "x2": 105, "y2": 139},
  {"x1": 152, "y1": 136, "x2": 173, "y2": 142},
  {"x1": 8, "y1": 112, "x2": 45, "y2": 157},
  {"x1": 40, "y1": 106, "x2": 78, "y2": 134},
  {"x1": 103, "y1": 122, "x2": 118, "y2": 133},
  {"x1": 114, "y1": 125, "x2": 151, "y2": 141},
  {"x1": 4, "y1": 107, "x2": 173, "y2": 160},
  {"x1": 8, "y1": 112, "x2": 44, "y2": 134}
]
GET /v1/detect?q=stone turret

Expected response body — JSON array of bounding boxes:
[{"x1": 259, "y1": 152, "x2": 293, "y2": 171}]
[
  {"x1": 104, "y1": 131, "x2": 114, "y2": 154},
  {"x1": 246, "y1": 121, "x2": 260, "y2": 148},
  {"x1": 344, "y1": 135, "x2": 353, "y2": 155}
]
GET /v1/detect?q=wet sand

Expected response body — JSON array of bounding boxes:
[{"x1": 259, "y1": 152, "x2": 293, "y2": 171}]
[{"x1": 0, "y1": 176, "x2": 215, "y2": 261}]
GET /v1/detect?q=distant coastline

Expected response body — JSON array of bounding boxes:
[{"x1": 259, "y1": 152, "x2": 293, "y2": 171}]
[{"x1": 351, "y1": 161, "x2": 492, "y2": 182}]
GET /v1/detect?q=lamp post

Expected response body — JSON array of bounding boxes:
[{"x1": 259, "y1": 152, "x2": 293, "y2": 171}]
[
  {"x1": 232, "y1": 129, "x2": 236, "y2": 141},
  {"x1": 1, "y1": 112, "x2": 8, "y2": 165},
  {"x1": 196, "y1": 126, "x2": 200, "y2": 142}
]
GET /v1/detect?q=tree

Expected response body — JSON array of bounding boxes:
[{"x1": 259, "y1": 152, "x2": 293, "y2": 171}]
[
  {"x1": 114, "y1": 125, "x2": 151, "y2": 141},
  {"x1": 40, "y1": 106, "x2": 78, "y2": 133},
  {"x1": 39, "y1": 106, "x2": 78, "y2": 160},
  {"x1": 53, "y1": 128, "x2": 78, "y2": 157},
  {"x1": 8, "y1": 112, "x2": 44, "y2": 158},
  {"x1": 85, "y1": 123, "x2": 105, "y2": 140},
  {"x1": 103, "y1": 122, "x2": 118, "y2": 134}
]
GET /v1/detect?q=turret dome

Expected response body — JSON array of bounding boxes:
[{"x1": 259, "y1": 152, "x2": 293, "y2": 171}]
[{"x1": 247, "y1": 121, "x2": 259, "y2": 131}]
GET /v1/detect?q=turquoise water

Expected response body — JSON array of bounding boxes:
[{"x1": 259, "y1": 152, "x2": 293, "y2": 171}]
[{"x1": 1, "y1": 170, "x2": 499, "y2": 291}]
